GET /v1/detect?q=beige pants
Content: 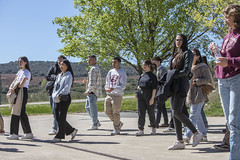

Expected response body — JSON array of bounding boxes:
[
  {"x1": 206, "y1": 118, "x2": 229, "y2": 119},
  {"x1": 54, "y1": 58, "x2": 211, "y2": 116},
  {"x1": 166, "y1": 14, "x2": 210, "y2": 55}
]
[{"x1": 104, "y1": 95, "x2": 123, "y2": 130}]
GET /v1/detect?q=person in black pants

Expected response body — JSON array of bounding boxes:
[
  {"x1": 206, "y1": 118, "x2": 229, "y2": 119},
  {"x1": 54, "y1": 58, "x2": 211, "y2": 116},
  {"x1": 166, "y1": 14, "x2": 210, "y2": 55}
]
[
  {"x1": 7, "y1": 56, "x2": 34, "y2": 140},
  {"x1": 136, "y1": 60, "x2": 157, "y2": 136},
  {"x1": 168, "y1": 34, "x2": 202, "y2": 150},
  {"x1": 51, "y1": 59, "x2": 78, "y2": 143}
]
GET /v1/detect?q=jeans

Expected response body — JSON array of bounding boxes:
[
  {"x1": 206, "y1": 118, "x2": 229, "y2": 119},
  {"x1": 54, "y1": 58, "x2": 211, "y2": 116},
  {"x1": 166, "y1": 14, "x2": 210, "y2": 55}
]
[
  {"x1": 49, "y1": 96, "x2": 58, "y2": 131},
  {"x1": 85, "y1": 94, "x2": 99, "y2": 126},
  {"x1": 169, "y1": 103, "x2": 189, "y2": 128},
  {"x1": 218, "y1": 74, "x2": 240, "y2": 160},
  {"x1": 185, "y1": 102, "x2": 207, "y2": 138},
  {"x1": 155, "y1": 102, "x2": 168, "y2": 125},
  {"x1": 201, "y1": 103, "x2": 208, "y2": 128}
]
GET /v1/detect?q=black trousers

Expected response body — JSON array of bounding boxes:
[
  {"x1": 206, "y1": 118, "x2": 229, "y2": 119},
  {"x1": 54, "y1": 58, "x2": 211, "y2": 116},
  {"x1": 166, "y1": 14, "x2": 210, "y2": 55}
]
[
  {"x1": 55, "y1": 95, "x2": 75, "y2": 139},
  {"x1": 155, "y1": 101, "x2": 168, "y2": 125},
  {"x1": 10, "y1": 88, "x2": 32, "y2": 135},
  {"x1": 168, "y1": 103, "x2": 189, "y2": 128},
  {"x1": 170, "y1": 95, "x2": 197, "y2": 140},
  {"x1": 137, "y1": 89, "x2": 156, "y2": 130}
]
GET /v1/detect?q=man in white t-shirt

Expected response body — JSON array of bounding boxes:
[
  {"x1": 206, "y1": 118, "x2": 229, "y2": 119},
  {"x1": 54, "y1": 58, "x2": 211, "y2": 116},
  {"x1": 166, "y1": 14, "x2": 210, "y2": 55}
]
[{"x1": 104, "y1": 57, "x2": 127, "y2": 135}]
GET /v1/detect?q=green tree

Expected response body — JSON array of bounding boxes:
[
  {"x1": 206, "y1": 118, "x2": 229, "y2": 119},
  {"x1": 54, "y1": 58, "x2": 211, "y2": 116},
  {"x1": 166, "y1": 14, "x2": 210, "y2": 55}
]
[
  {"x1": 187, "y1": 0, "x2": 239, "y2": 39},
  {"x1": 54, "y1": 0, "x2": 216, "y2": 75}
]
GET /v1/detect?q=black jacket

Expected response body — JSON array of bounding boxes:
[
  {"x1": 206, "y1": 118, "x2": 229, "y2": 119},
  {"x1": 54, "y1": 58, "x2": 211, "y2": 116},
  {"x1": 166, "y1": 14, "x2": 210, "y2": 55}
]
[{"x1": 45, "y1": 62, "x2": 61, "y2": 95}]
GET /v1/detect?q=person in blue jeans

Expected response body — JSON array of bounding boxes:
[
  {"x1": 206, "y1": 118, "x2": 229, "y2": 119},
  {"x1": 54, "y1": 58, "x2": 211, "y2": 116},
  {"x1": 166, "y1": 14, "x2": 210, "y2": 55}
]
[
  {"x1": 209, "y1": 4, "x2": 240, "y2": 159},
  {"x1": 83, "y1": 55, "x2": 102, "y2": 130},
  {"x1": 45, "y1": 55, "x2": 66, "y2": 135}
]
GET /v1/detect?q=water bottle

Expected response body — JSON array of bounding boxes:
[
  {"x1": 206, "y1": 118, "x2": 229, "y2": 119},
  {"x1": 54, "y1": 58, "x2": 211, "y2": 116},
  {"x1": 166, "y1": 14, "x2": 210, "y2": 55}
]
[{"x1": 210, "y1": 42, "x2": 221, "y2": 62}]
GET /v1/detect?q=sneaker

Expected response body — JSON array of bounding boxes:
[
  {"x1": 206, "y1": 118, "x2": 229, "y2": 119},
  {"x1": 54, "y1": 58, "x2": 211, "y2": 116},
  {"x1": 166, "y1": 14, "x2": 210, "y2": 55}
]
[
  {"x1": 71, "y1": 129, "x2": 78, "y2": 140},
  {"x1": 21, "y1": 133, "x2": 34, "y2": 140},
  {"x1": 136, "y1": 130, "x2": 144, "y2": 136},
  {"x1": 119, "y1": 122, "x2": 123, "y2": 129},
  {"x1": 183, "y1": 136, "x2": 190, "y2": 144},
  {"x1": 151, "y1": 128, "x2": 157, "y2": 135},
  {"x1": 213, "y1": 143, "x2": 230, "y2": 151},
  {"x1": 48, "y1": 129, "x2": 57, "y2": 135},
  {"x1": 111, "y1": 130, "x2": 120, "y2": 136},
  {"x1": 168, "y1": 141, "x2": 185, "y2": 150},
  {"x1": 163, "y1": 127, "x2": 175, "y2": 133},
  {"x1": 7, "y1": 134, "x2": 19, "y2": 140},
  {"x1": 51, "y1": 138, "x2": 61, "y2": 143},
  {"x1": 159, "y1": 123, "x2": 168, "y2": 127},
  {"x1": 87, "y1": 126, "x2": 98, "y2": 130},
  {"x1": 192, "y1": 132, "x2": 203, "y2": 147},
  {"x1": 201, "y1": 136, "x2": 208, "y2": 142}
]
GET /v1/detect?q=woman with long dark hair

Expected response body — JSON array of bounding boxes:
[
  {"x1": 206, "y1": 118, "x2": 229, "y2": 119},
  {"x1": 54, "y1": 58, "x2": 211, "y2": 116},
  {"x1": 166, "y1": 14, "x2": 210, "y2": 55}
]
[
  {"x1": 7, "y1": 56, "x2": 34, "y2": 140},
  {"x1": 183, "y1": 48, "x2": 213, "y2": 143},
  {"x1": 136, "y1": 60, "x2": 157, "y2": 136},
  {"x1": 51, "y1": 59, "x2": 77, "y2": 142},
  {"x1": 168, "y1": 34, "x2": 202, "y2": 150}
]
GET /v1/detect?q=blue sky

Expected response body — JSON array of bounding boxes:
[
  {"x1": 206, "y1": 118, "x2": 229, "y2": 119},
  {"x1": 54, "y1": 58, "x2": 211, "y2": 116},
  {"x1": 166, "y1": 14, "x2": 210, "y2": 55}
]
[{"x1": 0, "y1": 0, "x2": 80, "y2": 64}]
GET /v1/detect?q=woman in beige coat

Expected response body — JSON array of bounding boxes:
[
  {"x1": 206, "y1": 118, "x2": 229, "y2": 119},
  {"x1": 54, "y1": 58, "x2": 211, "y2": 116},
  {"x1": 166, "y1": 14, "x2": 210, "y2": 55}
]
[{"x1": 183, "y1": 48, "x2": 214, "y2": 144}]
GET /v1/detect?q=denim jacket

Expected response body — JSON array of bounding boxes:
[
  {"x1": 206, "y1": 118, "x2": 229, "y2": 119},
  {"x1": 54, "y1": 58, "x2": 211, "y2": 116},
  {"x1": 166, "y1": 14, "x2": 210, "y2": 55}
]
[{"x1": 52, "y1": 71, "x2": 72, "y2": 103}]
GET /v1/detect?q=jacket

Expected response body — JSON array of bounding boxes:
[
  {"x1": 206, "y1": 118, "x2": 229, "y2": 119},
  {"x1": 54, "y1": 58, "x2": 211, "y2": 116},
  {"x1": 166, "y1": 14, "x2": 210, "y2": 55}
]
[
  {"x1": 45, "y1": 62, "x2": 61, "y2": 95},
  {"x1": 187, "y1": 63, "x2": 214, "y2": 104},
  {"x1": 86, "y1": 64, "x2": 102, "y2": 97}
]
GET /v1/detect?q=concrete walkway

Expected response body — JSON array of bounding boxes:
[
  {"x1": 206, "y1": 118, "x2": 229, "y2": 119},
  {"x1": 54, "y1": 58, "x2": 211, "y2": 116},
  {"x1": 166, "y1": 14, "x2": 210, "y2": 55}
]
[{"x1": 0, "y1": 112, "x2": 229, "y2": 160}]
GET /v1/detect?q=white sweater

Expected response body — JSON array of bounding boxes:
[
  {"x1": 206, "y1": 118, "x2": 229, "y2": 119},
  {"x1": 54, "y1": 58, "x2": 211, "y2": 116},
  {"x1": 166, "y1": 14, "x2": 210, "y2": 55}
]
[{"x1": 105, "y1": 68, "x2": 127, "y2": 96}]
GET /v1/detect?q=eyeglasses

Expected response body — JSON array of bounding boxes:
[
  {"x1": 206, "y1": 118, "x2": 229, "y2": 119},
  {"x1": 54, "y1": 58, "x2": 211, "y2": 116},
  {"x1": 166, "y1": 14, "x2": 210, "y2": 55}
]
[{"x1": 176, "y1": 39, "x2": 183, "y2": 42}]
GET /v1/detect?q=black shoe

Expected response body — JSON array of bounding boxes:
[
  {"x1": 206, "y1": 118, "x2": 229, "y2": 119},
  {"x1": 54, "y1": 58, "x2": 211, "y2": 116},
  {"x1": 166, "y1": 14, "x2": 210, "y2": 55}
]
[{"x1": 213, "y1": 143, "x2": 230, "y2": 151}]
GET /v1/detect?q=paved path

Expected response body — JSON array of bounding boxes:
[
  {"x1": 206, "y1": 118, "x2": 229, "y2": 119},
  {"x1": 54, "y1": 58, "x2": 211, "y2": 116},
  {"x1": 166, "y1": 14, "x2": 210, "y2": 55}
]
[{"x1": 0, "y1": 112, "x2": 229, "y2": 160}]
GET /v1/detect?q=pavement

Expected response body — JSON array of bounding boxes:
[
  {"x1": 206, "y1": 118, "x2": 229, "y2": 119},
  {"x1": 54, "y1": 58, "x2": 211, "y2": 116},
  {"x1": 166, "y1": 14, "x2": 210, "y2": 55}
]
[{"x1": 0, "y1": 112, "x2": 229, "y2": 160}]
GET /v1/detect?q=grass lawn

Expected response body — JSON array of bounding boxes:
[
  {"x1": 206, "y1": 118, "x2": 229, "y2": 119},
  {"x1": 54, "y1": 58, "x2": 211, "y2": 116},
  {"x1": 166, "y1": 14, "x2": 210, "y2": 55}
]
[{"x1": 0, "y1": 91, "x2": 224, "y2": 117}]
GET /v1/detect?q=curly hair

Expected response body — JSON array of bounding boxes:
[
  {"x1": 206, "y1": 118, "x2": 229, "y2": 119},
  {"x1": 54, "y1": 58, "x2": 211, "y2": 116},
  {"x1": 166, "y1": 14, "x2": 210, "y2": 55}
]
[{"x1": 223, "y1": 4, "x2": 240, "y2": 29}]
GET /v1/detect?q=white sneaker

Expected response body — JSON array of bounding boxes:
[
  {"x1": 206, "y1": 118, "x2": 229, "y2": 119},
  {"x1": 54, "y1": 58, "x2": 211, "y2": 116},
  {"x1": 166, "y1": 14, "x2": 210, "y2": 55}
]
[
  {"x1": 111, "y1": 130, "x2": 120, "y2": 136},
  {"x1": 21, "y1": 133, "x2": 34, "y2": 140},
  {"x1": 163, "y1": 127, "x2": 175, "y2": 133},
  {"x1": 71, "y1": 129, "x2": 78, "y2": 140},
  {"x1": 183, "y1": 136, "x2": 191, "y2": 144},
  {"x1": 168, "y1": 141, "x2": 185, "y2": 150},
  {"x1": 7, "y1": 134, "x2": 19, "y2": 140},
  {"x1": 192, "y1": 132, "x2": 203, "y2": 147},
  {"x1": 87, "y1": 126, "x2": 98, "y2": 130},
  {"x1": 119, "y1": 122, "x2": 123, "y2": 129},
  {"x1": 48, "y1": 129, "x2": 57, "y2": 135},
  {"x1": 201, "y1": 136, "x2": 208, "y2": 142},
  {"x1": 51, "y1": 138, "x2": 61, "y2": 143},
  {"x1": 136, "y1": 130, "x2": 144, "y2": 136},
  {"x1": 151, "y1": 128, "x2": 157, "y2": 135}
]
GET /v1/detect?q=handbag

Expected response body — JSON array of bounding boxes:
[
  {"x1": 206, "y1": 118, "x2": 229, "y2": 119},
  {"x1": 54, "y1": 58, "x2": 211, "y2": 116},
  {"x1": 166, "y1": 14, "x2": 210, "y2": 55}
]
[
  {"x1": 201, "y1": 84, "x2": 214, "y2": 95},
  {"x1": 58, "y1": 94, "x2": 70, "y2": 102}
]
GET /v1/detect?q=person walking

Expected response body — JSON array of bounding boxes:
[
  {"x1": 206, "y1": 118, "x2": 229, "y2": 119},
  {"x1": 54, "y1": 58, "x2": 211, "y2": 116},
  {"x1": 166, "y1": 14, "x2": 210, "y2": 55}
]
[
  {"x1": 104, "y1": 57, "x2": 127, "y2": 136},
  {"x1": 209, "y1": 4, "x2": 240, "y2": 159},
  {"x1": 83, "y1": 55, "x2": 102, "y2": 130},
  {"x1": 51, "y1": 59, "x2": 78, "y2": 142},
  {"x1": 168, "y1": 34, "x2": 203, "y2": 150},
  {"x1": 7, "y1": 56, "x2": 34, "y2": 140},
  {"x1": 136, "y1": 60, "x2": 157, "y2": 136},
  {"x1": 0, "y1": 113, "x2": 4, "y2": 134},
  {"x1": 183, "y1": 48, "x2": 214, "y2": 144},
  {"x1": 152, "y1": 56, "x2": 168, "y2": 128},
  {"x1": 45, "y1": 55, "x2": 66, "y2": 135}
]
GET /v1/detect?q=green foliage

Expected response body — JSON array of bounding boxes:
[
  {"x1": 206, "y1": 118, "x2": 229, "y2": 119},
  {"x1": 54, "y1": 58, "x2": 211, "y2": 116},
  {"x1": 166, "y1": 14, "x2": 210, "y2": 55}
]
[
  {"x1": 187, "y1": 0, "x2": 239, "y2": 39},
  {"x1": 53, "y1": 0, "x2": 216, "y2": 75}
]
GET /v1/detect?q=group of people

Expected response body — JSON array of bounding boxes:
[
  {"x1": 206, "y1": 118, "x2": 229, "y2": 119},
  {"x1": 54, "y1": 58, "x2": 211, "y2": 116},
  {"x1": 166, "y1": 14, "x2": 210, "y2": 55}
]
[{"x1": 1, "y1": 4, "x2": 239, "y2": 160}]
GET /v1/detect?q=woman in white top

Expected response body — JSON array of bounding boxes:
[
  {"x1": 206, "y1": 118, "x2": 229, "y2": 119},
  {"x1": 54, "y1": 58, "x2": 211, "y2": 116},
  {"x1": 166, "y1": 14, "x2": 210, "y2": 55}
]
[{"x1": 7, "y1": 56, "x2": 34, "y2": 140}]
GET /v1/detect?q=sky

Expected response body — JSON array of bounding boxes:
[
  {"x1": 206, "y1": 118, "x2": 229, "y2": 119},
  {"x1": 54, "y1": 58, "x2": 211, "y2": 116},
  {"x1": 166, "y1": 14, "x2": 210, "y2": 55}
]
[{"x1": 0, "y1": 0, "x2": 80, "y2": 64}]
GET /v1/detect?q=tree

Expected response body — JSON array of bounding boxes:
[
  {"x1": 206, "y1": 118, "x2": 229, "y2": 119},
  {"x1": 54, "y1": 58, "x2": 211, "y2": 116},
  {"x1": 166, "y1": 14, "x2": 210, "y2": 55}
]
[{"x1": 54, "y1": 0, "x2": 216, "y2": 75}]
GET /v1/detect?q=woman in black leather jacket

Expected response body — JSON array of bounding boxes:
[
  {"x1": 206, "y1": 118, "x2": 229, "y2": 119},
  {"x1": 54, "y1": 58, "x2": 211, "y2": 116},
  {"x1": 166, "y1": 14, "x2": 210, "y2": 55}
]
[{"x1": 168, "y1": 34, "x2": 203, "y2": 150}]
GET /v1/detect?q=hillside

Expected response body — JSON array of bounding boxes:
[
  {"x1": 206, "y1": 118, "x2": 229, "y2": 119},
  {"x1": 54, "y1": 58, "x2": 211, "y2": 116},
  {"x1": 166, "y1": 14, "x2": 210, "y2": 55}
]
[{"x1": 0, "y1": 61, "x2": 139, "y2": 77}]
